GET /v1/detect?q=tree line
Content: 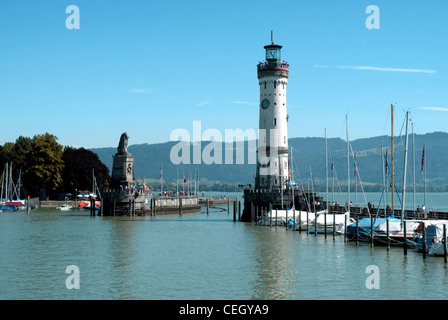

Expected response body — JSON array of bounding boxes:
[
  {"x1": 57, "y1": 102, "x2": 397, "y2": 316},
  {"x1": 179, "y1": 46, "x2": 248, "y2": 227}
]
[{"x1": 0, "y1": 133, "x2": 110, "y2": 200}]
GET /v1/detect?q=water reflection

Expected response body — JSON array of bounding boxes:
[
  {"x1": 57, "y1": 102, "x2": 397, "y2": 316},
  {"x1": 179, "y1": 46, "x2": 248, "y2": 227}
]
[{"x1": 246, "y1": 225, "x2": 297, "y2": 299}]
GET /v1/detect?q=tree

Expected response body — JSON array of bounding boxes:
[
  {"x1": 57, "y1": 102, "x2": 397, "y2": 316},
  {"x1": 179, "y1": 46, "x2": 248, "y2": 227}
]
[
  {"x1": 61, "y1": 147, "x2": 110, "y2": 194},
  {"x1": 24, "y1": 133, "x2": 64, "y2": 198},
  {"x1": 12, "y1": 136, "x2": 32, "y2": 170}
]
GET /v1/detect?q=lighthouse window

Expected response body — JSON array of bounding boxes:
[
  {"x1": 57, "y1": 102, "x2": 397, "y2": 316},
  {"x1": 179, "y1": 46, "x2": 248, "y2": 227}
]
[
  {"x1": 274, "y1": 118, "x2": 276, "y2": 126},
  {"x1": 284, "y1": 136, "x2": 286, "y2": 143},
  {"x1": 283, "y1": 83, "x2": 285, "y2": 89},
  {"x1": 264, "y1": 82, "x2": 267, "y2": 89},
  {"x1": 274, "y1": 81, "x2": 276, "y2": 88}
]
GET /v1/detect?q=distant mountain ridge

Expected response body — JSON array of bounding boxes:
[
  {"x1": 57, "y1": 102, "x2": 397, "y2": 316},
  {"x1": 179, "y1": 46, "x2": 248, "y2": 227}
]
[{"x1": 90, "y1": 132, "x2": 448, "y2": 188}]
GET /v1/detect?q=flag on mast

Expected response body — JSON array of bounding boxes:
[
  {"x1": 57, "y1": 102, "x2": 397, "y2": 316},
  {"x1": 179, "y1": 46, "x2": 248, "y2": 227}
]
[
  {"x1": 384, "y1": 150, "x2": 388, "y2": 175},
  {"x1": 421, "y1": 146, "x2": 425, "y2": 172}
]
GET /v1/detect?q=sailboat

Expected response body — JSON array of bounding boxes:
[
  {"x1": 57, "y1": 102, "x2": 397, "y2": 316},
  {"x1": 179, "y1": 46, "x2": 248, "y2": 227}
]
[
  {"x1": 346, "y1": 107, "x2": 422, "y2": 244},
  {"x1": 0, "y1": 163, "x2": 27, "y2": 212},
  {"x1": 307, "y1": 128, "x2": 352, "y2": 235}
]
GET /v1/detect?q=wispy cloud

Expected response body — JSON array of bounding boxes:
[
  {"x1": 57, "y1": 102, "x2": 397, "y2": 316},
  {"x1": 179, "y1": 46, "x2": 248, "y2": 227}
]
[
  {"x1": 197, "y1": 101, "x2": 212, "y2": 106},
  {"x1": 314, "y1": 65, "x2": 330, "y2": 68},
  {"x1": 417, "y1": 106, "x2": 448, "y2": 112},
  {"x1": 230, "y1": 101, "x2": 258, "y2": 105},
  {"x1": 128, "y1": 88, "x2": 148, "y2": 93},
  {"x1": 337, "y1": 65, "x2": 436, "y2": 74}
]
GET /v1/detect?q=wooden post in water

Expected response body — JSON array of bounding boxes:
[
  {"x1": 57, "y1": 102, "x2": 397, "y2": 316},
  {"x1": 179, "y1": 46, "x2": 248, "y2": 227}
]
[
  {"x1": 370, "y1": 215, "x2": 374, "y2": 248},
  {"x1": 206, "y1": 199, "x2": 209, "y2": 215},
  {"x1": 234, "y1": 200, "x2": 236, "y2": 220},
  {"x1": 249, "y1": 202, "x2": 253, "y2": 222},
  {"x1": 238, "y1": 201, "x2": 241, "y2": 221},
  {"x1": 154, "y1": 198, "x2": 157, "y2": 216},
  {"x1": 324, "y1": 210, "x2": 327, "y2": 238},
  {"x1": 293, "y1": 208, "x2": 296, "y2": 231},
  {"x1": 403, "y1": 219, "x2": 407, "y2": 255},
  {"x1": 275, "y1": 209, "x2": 278, "y2": 228},
  {"x1": 444, "y1": 224, "x2": 447, "y2": 263},
  {"x1": 227, "y1": 198, "x2": 230, "y2": 214},
  {"x1": 306, "y1": 211, "x2": 309, "y2": 234},
  {"x1": 422, "y1": 225, "x2": 427, "y2": 259},
  {"x1": 386, "y1": 216, "x2": 390, "y2": 251},
  {"x1": 344, "y1": 214, "x2": 347, "y2": 242},
  {"x1": 179, "y1": 197, "x2": 183, "y2": 215},
  {"x1": 356, "y1": 215, "x2": 359, "y2": 245},
  {"x1": 333, "y1": 210, "x2": 336, "y2": 241}
]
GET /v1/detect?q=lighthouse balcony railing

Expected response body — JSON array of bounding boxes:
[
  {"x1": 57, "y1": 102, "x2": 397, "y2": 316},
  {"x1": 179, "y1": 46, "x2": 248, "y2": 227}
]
[{"x1": 257, "y1": 62, "x2": 289, "y2": 72}]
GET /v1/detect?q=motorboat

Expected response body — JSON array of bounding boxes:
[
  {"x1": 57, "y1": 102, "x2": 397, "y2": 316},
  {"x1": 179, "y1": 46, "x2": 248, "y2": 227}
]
[{"x1": 56, "y1": 204, "x2": 73, "y2": 211}]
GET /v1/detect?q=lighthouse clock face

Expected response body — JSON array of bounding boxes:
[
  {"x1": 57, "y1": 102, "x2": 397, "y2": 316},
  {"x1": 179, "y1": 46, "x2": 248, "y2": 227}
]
[{"x1": 261, "y1": 99, "x2": 270, "y2": 109}]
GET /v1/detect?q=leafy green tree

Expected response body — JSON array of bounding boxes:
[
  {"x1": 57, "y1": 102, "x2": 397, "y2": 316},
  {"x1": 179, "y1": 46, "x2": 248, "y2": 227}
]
[
  {"x1": 24, "y1": 133, "x2": 64, "y2": 197},
  {"x1": 12, "y1": 136, "x2": 32, "y2": 170},
  {"x1": 61, "y1": 147, "x2": 110, "y2": 193}
]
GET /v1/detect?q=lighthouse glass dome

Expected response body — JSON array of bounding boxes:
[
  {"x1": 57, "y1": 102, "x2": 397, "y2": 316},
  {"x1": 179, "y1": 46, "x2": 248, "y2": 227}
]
[{"x1": 264, "y1": 44, "x2": 282, "y2": 65}]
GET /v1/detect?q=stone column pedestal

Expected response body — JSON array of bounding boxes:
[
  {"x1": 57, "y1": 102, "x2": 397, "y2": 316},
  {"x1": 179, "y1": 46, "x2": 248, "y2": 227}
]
[{"x1": 110, "y1": 154, "x2": 135, "y2": 189}]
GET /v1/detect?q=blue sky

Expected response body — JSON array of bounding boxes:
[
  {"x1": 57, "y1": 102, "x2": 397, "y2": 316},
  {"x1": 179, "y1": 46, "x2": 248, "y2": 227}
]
[{"x1": 0, "y1": 0, "x2": 447, "y2": 148}]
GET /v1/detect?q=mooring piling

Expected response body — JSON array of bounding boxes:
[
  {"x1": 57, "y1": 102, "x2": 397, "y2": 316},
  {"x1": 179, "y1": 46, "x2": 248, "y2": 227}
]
[
  {"x1": 355, "y1": 215, "x2": 359, "y2": 245},
  {"x1": 444, "y1": 224, "x2": 447, "y2": 263},
  {"x1": 422, "y1": 225, "x2": 427, "y2": 259},
  {"x1": 385, "y1": 216, "x2": 389, "y2": 250},
  {"x1": 403, "y1": 219, "x2": 408, "y2": 255}
]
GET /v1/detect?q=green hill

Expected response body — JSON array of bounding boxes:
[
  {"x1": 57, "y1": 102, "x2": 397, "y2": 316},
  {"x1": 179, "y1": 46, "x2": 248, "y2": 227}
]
[{"x1": 91, "y1": 132, "x2": 448, "y2": 190}]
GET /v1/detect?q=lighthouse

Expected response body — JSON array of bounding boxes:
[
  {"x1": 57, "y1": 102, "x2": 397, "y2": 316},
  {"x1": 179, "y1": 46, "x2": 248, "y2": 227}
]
[
  {"x1": 255, "y1": 32, "x2": 290, "y2": 190},
  {"x1": 241, "y1": 33, "x2": 323, "y2": 223}
]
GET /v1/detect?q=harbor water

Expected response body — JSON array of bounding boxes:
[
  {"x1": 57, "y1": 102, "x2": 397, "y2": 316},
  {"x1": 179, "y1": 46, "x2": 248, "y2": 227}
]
[{"x1": 1, "y1": 192, "x2": 448, "y2": 300}]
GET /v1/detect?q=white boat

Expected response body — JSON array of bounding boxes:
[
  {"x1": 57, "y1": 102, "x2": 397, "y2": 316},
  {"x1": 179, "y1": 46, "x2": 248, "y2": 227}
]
[
  {"x1": 56, "y1": 204, "x2": 73, "y2": 211},
  {"x1": 259, "y1": 209, "x2": 320, "y2": 227},
  {"x1": 308, "y1": 212, "x2": 353, "y2": 234}
]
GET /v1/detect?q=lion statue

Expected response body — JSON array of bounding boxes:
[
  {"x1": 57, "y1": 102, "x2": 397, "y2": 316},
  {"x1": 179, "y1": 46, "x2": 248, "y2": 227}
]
[{"x1": 117, "y1": 132, "x2": 129, "y2": 155}]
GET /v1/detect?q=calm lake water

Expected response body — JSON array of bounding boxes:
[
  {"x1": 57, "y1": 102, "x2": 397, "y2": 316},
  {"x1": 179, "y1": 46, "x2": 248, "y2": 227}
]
[{"x1": 1, "y1": 192, "x2": 448, "y2": 300}]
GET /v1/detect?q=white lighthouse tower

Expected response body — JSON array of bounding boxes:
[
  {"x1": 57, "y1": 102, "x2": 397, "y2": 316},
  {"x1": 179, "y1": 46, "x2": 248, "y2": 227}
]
[{"x1": 255, "y1": 32, "x2": 290, "y2": 190}]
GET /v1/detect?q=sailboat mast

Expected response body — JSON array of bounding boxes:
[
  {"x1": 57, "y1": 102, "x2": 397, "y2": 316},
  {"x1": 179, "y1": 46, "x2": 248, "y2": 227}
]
[
  {"x1": 424, "y1": 145, "x2": 427, "y2": 208},
  {"x1": 325, "y1": 129, "x2": 328, "y2": 211},
  {"x1": 381, "y1": 145, "x2": 386, "y2": 214},
  {"x1": 391, "y1": 104, "x2": 394, "y2": 214},
  {"x1": 401, "y1": 111, "x2": 410, "y2": 223},
  {"x1": 346, "y1": 115, "x2": 350, "y2": 213},
  {"x1": 412, "y1": 122, "x2": 416, "y2": 212}
]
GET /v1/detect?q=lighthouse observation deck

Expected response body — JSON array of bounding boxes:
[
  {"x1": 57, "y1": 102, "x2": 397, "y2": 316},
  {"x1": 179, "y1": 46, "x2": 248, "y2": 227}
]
[{"x1": 257, "y1": 61, "x2": 289, "y2": 78}]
